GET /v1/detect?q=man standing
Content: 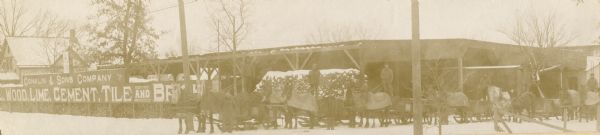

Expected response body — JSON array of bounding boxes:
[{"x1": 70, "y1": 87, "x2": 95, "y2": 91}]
[
  {"x1": 588, "y1": 73, "x2": 598, "y2": 93},
  {"x1": 380, "y1": 64, "x2": 394, "y2": 96},
  {"x1": 584, "y1": 74, "x2": 597, "y2": 106},
  {"x1": 308, "y1": 64, "x2": 320, "y2": 129},
  {"x1": 309, "y1": 64, "x2": 321, "y2": 96}
]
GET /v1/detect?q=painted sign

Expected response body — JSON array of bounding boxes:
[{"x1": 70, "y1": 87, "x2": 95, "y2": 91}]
[
  {"x1": 4, "y1": 69, "x2": 220, "y2": 103},
  {"x1": 22, "y1": 69, "x2": 126, "y2": 87},
  {"x1": 0, "y1": 82, "x2": 214, "y2": 103}
]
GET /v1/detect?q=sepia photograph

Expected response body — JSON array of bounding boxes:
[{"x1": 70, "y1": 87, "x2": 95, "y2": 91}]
[{"x1": 0, "y1": 0, "x2": 600, "y2": 135}]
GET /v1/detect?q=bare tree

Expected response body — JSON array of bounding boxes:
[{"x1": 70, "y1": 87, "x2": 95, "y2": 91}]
[
  {"x1": 41, "y1": 38, "x2": 67, "y2": 66},
  {"x1": 207, "y1": 0, "x2": 251, "y2": 94},
  {"x1": 0, "y1": 0, "x2": 77, "y2": 72},
  {"x1": 209, "y1": 0, "x2": 250, "y2": 52},
  {"x1": 0, "y1": 0, "x2": 36, "y2": 37},
  {"x1": 499, "y1": 12, "x2": 576, "y2": 98},
  {"x1": 0, "y1": 0, "x2": 71, "y2": 38},
  {"x1": 33, "y1": 13, "x2": 71, "y2": 38}
]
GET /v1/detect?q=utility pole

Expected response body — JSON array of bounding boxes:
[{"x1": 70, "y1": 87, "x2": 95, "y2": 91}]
[
  {"x1": 178, "y1": 0, "x2": 192, "y2": 95},
  {"x1": 411, "y1": 0, "x2": 423, "y2": 135},
  {"x1": 123, "y1": 1, "x2": 131, "y2": 65},
  {"x1": 177, "y1": 0, "x2": 194, "y2": 133}
]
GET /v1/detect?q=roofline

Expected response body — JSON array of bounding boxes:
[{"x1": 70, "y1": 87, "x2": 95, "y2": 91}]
[
  {"x1": 557, "y1": 45, "x2": 600, "y2": 48},
  {"x1": 134, "y1": 39, "x2": 589, "y2": 66}
]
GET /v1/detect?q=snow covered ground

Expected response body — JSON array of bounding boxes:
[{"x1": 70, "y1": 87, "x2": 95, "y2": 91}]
[{"x1": 0, "y1": 111, "x2": 598, "y2": 135}]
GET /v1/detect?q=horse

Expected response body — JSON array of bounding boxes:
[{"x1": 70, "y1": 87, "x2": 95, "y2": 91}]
[
  {"x1": 345, "y1": 91, "x2": 393, "y2": 128},
  {"x1": 508, "y1": 89, "x2": 536, "y2": 123},
  {"x1": 172, "y1": 92, "x2": 202, "y2": 134},
  {"x1": 197, "y1": 91, "x2": 265, "y2": 133},
  {"x1": 445, "y1": 91, "x2": 470, "y2": 124},
  {"x1": 581, "y1": 91, "x2": 599, "y2": 122},
  {"x1": 284, "y1": 91, "x2": 321, "y2": 128},
  {"x1": 319, "y1": 96, "x2": 345, "y2": 130},
  {"x1": 560, "y1": 89, "x2": 582, "y2": 121}
]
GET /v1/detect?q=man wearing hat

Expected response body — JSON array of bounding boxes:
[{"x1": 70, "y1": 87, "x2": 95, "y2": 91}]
[
  {"x1": 585, "y1": 74, "x2": 598, "y2": 105},
  {"x1": 380, "y1": 64, "x2": 394, "y2": 96}
]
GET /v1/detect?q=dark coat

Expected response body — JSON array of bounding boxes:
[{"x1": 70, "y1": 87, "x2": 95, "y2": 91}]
[
  {"x1": 309, "y1": 69, "x2": 321, "y2": 88},
  {"x1": 380, "y1": 67, "x2": 394, "y2": 83}
]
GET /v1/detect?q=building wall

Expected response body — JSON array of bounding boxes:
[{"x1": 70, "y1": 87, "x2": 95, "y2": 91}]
[{"x1": 593, "y1": 48, "x2": 600, "y2": 57}]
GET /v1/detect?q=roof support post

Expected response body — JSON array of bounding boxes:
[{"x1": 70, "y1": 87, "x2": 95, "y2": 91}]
[
  {"x1": 300, "y1": 52, "x2": 313, "y2": 69},
  {"x1": 195, "y1": 60, "x2": 204, "y2": 95},
  {"x1": 344, "y1": 49, "x2": 361, "y2": 70},
  {"x1": 151, "y1": 62, "x2": 161, "y2": 82},
  {"x1": 160, "y1": 63, "x2": 168, "y2": 75},
  {"x1": 295, "y1": 53, "x2": 299, "y2": 69},
  {"x1": 458, "y1": 57, "x2": 464, "y2": 92},
  {"x1": 189, "y1": 61, "x2": 198, "y2": 75},
  {"x1": 283, "y1": 54, "x2": 297, "y2": 70}
]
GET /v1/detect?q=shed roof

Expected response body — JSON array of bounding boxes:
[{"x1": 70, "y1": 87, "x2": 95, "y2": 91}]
[{"x1": 139, "y1": 39, "x2": 586, "y2": 72}]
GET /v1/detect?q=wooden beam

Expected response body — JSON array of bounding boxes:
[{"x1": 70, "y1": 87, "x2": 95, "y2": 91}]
[
  {"x1": 148, "y1": 61, "x2": 160, "y2": 81},
  {"x1": 294, "y1": 53, "x2": 300, "y2": 68},
  {"x1": 160, "y1": 63, "x2": 169, "y2": 74},
  {"x1": 458, "y1": 57, "x2": 464, "y2": 92},
  {"x1": 135, "y1": 45, "x2": 361, "y2": 68},
  {"x1": 149, "y1": 62, "x2": 158, "y2": 74},
  {"x1": 234, "y1": 63, "x2": 244, "y2": 75},
  {"x1": 300, "y1": 52, "x2": 313, "y2": 69},
  {"x1": 444, "y1": 65, "x2": 521, "y2": 70},
  {"x1": 283, "y1": 54, "x2": 297, "y2": 70},
  {"x1": 343, "y1": 50, "x2": 361, "y2": 70},
  {"x1": 195, "y1": 61, "x2": 202, "y2": 83},
  {"x1": 185, "y1": 45, "x2": 360, "y2": 62},
  {"x1": 201, "y1": 68, "x2": 209, "y2": 77},
  {"x1": 189, "y1": 61, "x2": 198, "y2": 75},
  {"x1": 156, "y1": 63, "x2": 161, "y2": 82},
  {"x1": 540, "y1": 65, "x2": 560, "y2": 73}
]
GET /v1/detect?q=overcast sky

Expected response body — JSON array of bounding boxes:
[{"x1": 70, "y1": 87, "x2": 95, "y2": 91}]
[{"x1": 25, "y1": 0, "x2": 600, "y2": 57}]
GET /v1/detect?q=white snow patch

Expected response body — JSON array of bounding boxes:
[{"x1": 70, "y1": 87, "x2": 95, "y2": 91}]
[
  {"x1": 262, "y1": 69, "x2": 359, "y2": 79},
  {"x1": 0, "y1": 72, "x2": 19, "y2": 80},
  {"x1": 1, "y1": 111, "x2": 597, "y2": 135},
  {"x1": 128, "y1": 77, "x2": 152, "y2": 83},
  {"x1": 0, "y1": 83, "x2": 22, "y2": 87}
]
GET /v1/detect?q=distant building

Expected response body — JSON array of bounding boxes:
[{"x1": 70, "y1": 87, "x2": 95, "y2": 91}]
[
  {"x1": 143, "y1": 39, "x2": 587, "y2": 98},
  {"x1": 561, "y1": 45, "x2": 600, "y2": 88},
  {"x1": 0, "y1": 37, "x2": 87, "y2": 84},
  {"x1": 560, "y1": 45, "x2": 600, "y2": 56}
]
